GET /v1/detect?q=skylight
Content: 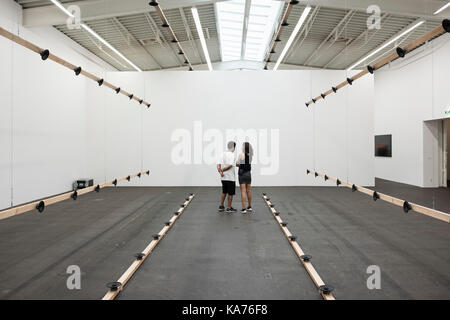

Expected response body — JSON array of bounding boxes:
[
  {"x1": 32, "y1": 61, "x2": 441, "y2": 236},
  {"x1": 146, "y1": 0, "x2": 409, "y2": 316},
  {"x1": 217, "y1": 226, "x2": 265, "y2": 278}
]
[
  {"x1": 244, "y1": 0, "x2": 283, "y2": 61},
  {"x1": 216, "y1": 0, "x2": 283, "y2": 62},
  {"x1": 216, "y1": 0, "x2": 246, "y2": 62}
]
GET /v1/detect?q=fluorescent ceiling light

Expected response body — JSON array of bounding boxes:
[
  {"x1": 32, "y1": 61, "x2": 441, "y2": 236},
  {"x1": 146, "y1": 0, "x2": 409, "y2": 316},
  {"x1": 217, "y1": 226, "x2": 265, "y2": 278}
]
[
  {"x1": 49, "y1": 0, "x2": 141, "y2": 72},
  {"x1": 434, "y1": 2, "x2": 450, "y2": 14},
  {"x1": 50, "y1": 0, "x2": 74, "y2": 17},
  {"x1": 192, "y1": 7, "x2": 213, "y2": 71},
  {"x1": 81, "y1": 24, "x2": 142, "y2": 72},
  {"x1": 273, "y1": 6, "x2": 311, "y2": 71},
  {"x1": 347, "y1": 20, "x2": 424, "y2": 70}
]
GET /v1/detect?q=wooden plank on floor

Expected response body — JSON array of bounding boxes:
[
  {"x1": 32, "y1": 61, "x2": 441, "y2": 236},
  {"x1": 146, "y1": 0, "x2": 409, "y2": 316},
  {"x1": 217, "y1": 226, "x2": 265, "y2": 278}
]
[
  {"x1": 102, "y1": 193, "x2": 195, "y2": 300},
  {"x1": 306, "y1": 169, "x2": 450, "y2": 223},
  {"x1": 262, "y1": 194, "x2": 336, "y2": 300},
  {"x1": 0, "y1": 170, "x2": 150, "y2": 221}
]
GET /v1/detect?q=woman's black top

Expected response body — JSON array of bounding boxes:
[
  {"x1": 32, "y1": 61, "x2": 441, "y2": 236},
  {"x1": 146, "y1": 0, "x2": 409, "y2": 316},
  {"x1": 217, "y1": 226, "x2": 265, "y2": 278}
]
[{"x1": 239, "y1": 153, "x2": 251, "y2": 173}]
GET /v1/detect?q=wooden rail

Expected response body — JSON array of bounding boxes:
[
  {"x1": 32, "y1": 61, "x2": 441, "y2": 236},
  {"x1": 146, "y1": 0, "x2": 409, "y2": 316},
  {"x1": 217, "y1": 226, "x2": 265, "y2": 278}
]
[
  {"x1": 307, "y1": 169, "x2": 450, "y2": 223},
  {"x1": 305, "y1": 19, "x2": 450, "y2": 107},
  {"x1": 102, "y1": 193, "x2": 195, "y2": 300},
  {"x1": 150, "y1": 0, "x2": 194, "y2": 71},
  {"x1": 0, "y1": 170, "x2": 150, "y2": 221},
  {"x1": 263, "y1": 0, "x2": 299, "y2": 70},
  {"x1": 0, "y1": 26, "x2": 151, "y2": 108},
  {"x1": 262, "y1": 194, "x2": 336, "y2": 300}
]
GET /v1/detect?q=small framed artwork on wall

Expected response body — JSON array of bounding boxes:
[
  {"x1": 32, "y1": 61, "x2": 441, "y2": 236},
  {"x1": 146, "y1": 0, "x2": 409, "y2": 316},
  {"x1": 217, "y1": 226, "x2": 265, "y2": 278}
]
[{"x1": 375, "y1": 135, "x2": 392, "y2": 157}]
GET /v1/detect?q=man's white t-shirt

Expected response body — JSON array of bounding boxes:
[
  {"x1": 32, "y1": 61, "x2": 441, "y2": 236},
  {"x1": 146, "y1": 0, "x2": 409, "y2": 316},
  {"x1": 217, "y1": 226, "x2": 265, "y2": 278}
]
[{"x1": 218, "y1": 151, "x2": 236, "y2": 182}]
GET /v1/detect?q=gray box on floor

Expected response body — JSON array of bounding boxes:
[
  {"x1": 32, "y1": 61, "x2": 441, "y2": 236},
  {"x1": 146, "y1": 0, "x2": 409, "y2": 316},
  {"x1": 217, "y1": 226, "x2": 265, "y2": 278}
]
[{"x1": 73, "y1": 179, "x2": 94, "y2": 191}]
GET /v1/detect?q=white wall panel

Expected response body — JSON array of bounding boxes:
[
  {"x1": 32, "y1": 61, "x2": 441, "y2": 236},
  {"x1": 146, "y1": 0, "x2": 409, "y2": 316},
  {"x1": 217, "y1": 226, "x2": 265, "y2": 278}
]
[
  {"x1": 374, "y1": 33, "x2": 450, "y2": 187},
  {"x1": 98, "y1": 70, "x2": 374, "y2": 186},
  {"x1": 0, "y1": 0, "x2": 114, "y2": 209},
  {"x1": 0, "y1": 0, "x2": 19, "y2": 210}
]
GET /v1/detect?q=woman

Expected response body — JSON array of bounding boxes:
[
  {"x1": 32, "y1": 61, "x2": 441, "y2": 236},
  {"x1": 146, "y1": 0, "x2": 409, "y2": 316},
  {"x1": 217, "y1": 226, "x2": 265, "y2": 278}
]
[{"x1": 236, "y1": 142, "x2": 253, "y2": 214}]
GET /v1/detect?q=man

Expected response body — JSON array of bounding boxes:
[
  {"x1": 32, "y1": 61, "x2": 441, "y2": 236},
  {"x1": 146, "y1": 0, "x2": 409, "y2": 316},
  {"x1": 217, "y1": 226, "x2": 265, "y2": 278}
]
[{"x1": 217, "y1": 141, "x2": 237, "y2": 213}]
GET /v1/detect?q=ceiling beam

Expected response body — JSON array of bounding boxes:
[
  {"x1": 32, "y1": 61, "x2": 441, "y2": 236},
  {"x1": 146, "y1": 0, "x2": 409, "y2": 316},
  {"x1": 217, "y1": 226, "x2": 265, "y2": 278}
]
[
  {"x1": 284, "y1": 6, "x2": 321, "y2": 62},
  {"x1": 179, "y1": 7, "x2": 202, "y2": 64},
  {"x1": 264, "y1": 0, "x2": 297, "y2": 69},
  {"x1": 82, "y1": 30, "x2": 129, "y2": 70},
  {"x1": 241, "y1": 0, "x2": 252, "y2": 59},
  {"x1": 363, "y1": 21, "x2": 423, "y2": 68},
  {"x1": 151, "y1": 1, "x2": 194, "y2": 70},
  {"x1": 21, "y1": 0, "x2": 449, "y2": 28},
  {"x1": 302, "y1": 0, "x2": 449, "y2": 19},
  {"x1": 346, "y1": 17, "x2": 425, "y2": 69},
  {"x1": 322, "y1": 13, "x2": 389, "y2": 68},
  {"x1": 302, "y1": 9, "x2": 356, "y2": 66},
  {"x1": 144, "y1": 12, "x2": 183, "y2": 67},
  {"x1": 111, "y1": 17, "x2": 162, "y2": 69},
  {"x1": 165, "y1": 59, "x2": 323, "y2": 71},
  {"x1": 22, "y1": 0, "x2": 228, "y2": 27},
  {"x1": 214, "y1": 1, "x2": 224, "y2": 62}
]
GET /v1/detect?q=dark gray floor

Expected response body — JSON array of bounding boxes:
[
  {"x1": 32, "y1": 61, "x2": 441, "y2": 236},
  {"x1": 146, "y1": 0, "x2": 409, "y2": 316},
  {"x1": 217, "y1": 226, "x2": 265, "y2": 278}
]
[
  {"x1": 0, "y1": 187, "x2": 194, "y2": 299},
  {"x1": 371, "y1": 178, "x2": 450, "y2": 213},
  {"x1": 251, "y1": 184, "x2": 450, "y2": 299},
  {"x1": 0, "y1": 181, "x2": 448, "y2": 300},
  {"x1": 118, "y1": 188, "x2": 319, "y2": 300}
]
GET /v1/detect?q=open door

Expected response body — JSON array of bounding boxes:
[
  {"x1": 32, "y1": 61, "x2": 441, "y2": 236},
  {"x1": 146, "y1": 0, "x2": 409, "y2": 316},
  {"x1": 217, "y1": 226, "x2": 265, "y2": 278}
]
[
  {"x1": 437, "y1": 119, "x2": 448, "y2": 187},
  {"x1": 446, "y1": 119, "x2": 450, "y2": 187},
  {"x1": 439, "y1": 119, "x2": 449, "y2": 187}
]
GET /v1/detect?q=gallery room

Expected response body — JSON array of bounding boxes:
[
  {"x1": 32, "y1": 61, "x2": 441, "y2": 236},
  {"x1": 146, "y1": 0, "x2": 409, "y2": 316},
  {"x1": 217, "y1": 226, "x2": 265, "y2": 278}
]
[{"x1": 0, "y1": 0, "x2": 449, "y2": 306}]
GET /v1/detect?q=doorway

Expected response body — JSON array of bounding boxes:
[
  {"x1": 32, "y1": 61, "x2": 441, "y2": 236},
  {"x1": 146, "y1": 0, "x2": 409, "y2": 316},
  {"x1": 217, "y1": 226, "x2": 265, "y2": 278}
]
[
  {"x1": 438, "y1": 118, "x2": 449, "y2": 187},
  {"x1": 446, "y1": 119, "x2": 450, "y2": 187}
]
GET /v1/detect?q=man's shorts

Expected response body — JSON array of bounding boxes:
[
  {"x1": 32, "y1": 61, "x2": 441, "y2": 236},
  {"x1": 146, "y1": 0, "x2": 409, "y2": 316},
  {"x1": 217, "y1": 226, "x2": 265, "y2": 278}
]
[{"x1": 221, "y1": 180, "x2": 236, "y2": 196}]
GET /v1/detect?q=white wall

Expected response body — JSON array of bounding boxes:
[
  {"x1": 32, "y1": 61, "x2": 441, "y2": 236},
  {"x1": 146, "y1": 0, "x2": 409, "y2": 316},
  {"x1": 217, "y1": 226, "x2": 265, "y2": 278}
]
[
  {"x1": 0, "y1": 0, "x2": 17, "y2": 210},
  {"x1": 374, "y1": 33, "x2": 450, "y2": 187},
  {"x1": 87, "y1": 72, "x2": 146, "y2": 184},
  {"x1": 0, "y1": 0, "x2": 115, "y2": 210},
  {"x1": 312, "y1": 69, "x2": 374, "y2": 187},
  {"x1": 97, "y1": 70, "x2": 374, "y2": 187}
]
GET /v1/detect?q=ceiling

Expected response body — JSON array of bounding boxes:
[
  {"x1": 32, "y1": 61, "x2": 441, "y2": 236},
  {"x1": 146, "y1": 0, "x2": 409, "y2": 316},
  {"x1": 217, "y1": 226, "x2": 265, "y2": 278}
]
[
  {"x1": 15, "y1": 0, "x2": 450, "y2": 71},
  {"x1": 57, "y1": 4, "x2": 221, "y2": 71}
]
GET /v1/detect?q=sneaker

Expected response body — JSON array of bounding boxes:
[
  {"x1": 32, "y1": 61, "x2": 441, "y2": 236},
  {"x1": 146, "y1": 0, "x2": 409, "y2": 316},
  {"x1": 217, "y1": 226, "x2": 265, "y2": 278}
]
[
  {"x1": 240, "y1": 208, "x2": 247, "y2": 214},
  {"x1": 226, "y1": 207, "x2": 237, "y2": 213},
  {"x1": 218, "y1": 205, "x2": 225, "y2": 212},
  {"x1": 247, "y1": 206, "x2": 253, "y2": 212}
]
